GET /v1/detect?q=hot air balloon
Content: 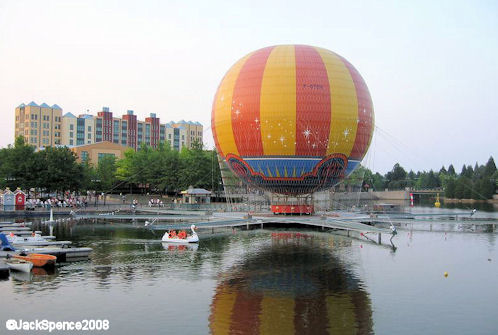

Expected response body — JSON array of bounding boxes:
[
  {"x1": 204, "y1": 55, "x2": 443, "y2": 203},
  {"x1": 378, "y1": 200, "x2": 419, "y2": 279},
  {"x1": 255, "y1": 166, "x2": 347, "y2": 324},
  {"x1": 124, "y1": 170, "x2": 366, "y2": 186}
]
[{"x1": 212, "y1": 45, "x2": 374, "y2": 198}]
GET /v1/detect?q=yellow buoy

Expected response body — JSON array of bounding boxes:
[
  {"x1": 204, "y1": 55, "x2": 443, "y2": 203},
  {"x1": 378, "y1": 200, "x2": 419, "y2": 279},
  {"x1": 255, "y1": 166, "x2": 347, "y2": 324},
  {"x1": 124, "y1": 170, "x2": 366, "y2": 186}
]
[
  {"x1": 444, "y1": 272, "x2": 448, "y2": 277},
  {"x1": 435, "y1": 193, "x2": 441, "y2": 208}
]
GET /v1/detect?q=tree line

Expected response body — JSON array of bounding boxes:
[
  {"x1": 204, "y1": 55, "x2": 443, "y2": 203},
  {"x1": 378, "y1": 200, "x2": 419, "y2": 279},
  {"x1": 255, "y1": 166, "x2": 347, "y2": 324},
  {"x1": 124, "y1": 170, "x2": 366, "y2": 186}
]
[
  {"x1": 0, "y1": 137, "x2": 495, "y2": 200},
  {"x1": 344, "y1": 157, "x2": 497, "y2": 200},
  {"x1": 0, "y1": 137, "x2": 222, "y2": 195}
]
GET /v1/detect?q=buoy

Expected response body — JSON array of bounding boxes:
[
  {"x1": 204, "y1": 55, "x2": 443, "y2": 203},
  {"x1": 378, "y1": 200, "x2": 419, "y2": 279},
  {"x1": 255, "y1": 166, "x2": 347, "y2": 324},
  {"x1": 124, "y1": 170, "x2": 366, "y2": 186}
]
[
  {"x1": 360, "y1": 244, "x2": 363, "y2": 248},
  {"x1": 444, "y1": 272, "x2": 448, "y2": 277}
]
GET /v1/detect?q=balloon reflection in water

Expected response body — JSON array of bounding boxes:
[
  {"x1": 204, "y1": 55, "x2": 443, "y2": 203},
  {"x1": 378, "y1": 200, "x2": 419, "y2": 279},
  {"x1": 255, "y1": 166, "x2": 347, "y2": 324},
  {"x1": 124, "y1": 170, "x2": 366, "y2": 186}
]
[{"x1": 209, "y1": 235, "x2": 372, "y2": 334}]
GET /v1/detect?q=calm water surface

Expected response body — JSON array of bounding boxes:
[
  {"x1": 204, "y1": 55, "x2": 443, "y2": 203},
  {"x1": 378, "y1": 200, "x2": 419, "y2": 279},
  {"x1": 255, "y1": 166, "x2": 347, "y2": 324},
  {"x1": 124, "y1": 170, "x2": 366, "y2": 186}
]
[{"x1": 1, "y1": 215, "x2": 497, "y2": 334}]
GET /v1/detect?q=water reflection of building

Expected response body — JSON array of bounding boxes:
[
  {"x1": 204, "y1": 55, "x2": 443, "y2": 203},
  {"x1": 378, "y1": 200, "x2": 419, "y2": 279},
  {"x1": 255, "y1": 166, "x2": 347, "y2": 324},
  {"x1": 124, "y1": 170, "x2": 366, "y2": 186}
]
[{"x1": 209, "y1": 236, "x2": 372, "y2": 334}]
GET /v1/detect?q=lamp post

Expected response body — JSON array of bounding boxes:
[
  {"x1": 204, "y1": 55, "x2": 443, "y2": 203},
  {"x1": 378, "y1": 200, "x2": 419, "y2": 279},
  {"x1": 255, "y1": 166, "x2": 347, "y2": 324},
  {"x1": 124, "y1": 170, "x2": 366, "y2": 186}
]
[{"x1": 91, "y1": 179, "x2": 101, "y2": 207}]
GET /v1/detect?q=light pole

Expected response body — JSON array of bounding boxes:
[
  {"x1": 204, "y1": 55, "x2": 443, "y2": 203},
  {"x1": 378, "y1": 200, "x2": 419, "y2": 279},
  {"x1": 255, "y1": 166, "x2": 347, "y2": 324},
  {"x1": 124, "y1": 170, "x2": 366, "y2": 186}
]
[{"x1": 91, "y1": 179, "x2": 101, "y2": 207}]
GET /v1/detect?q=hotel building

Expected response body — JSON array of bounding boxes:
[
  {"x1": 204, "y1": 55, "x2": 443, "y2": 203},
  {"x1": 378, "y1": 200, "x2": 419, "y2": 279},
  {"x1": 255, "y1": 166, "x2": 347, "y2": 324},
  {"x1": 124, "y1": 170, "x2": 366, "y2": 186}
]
[
  {"x1": 14, "y1": 102, "x2": 62, "y2": 148},
  {"x1": 16, "y1": 103, "x2": 203, "y2": 151}
]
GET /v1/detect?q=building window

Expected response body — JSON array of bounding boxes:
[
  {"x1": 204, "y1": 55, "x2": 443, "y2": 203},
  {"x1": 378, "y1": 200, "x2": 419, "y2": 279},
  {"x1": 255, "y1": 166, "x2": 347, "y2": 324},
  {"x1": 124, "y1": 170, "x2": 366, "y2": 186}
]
[
  {"x1": 70, "y1": 140, "x2": 73, "y2": 145},
  {"x1": 87, "y1": 134, "x2": 91, "y2": 139},
  {"x1": 70, "y1": 124, "x2": 74, "y2": 130},
  {"x1": 70, "y1": 132, "x2": 73, "y2": 138},
  {"x1": 88, "y1": 126, "x2": 91, "y2": 132},
  {"x1": 81, "y1": 151, "x2": 88, "y2": 162},
  {"x1": 98, "y1": 153, "x2": 115, "y2": 162}
]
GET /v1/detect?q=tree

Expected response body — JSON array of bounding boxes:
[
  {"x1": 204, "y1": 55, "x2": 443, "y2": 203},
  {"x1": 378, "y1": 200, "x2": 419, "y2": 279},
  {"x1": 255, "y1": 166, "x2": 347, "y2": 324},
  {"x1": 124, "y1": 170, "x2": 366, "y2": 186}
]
[
  {"x1": 385, "y1": 163, "x2": 407, "y2": 190},
  {"x1": 454, "y1": 177, "x2": 465, "y2": 199},
  {"x1": 447, "y1": 164, "x2": 456, "y2": 176},
  {"x1": 148, "y1": 143, "x2": 180, "y2": 193},
  {"x1": 36, "y1": 147, "x2": 83, "y2": 192},
  {"x1": 178, "y1": 142, "x2": 212, "y2": 190},
  {"x1": 0, "y1": 136, "x2": 38, "y2": 189},
  {"x1": 484, "y1": 157, "x2": 497, "y2": 177},
  {"x1": 445, "y1": 178, "x2": 456, "y2": 198},
  {"x1": 97, "y1": 155, "x2": 117, "y2": 192},
  {"x1": 372, "y1": 172, "x2": 385, "y2": 191}
]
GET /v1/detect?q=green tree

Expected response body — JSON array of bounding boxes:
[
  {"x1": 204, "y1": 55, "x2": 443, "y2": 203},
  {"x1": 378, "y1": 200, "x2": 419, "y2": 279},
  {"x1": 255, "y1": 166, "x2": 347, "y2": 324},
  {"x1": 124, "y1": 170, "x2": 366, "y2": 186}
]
[
  {"x1": 455, "y1": 177, "x2": 465, "y2": 199},
  {"x1": 372, "y1": 172, "x2": 385, "y2": 191},
  {"x1": 97, "y1": 155, "x2": 117, "y2": 192},
  {"x1": 36, "y1": 147, "x2": 83, "y2": 192},
  {"x1": 484, "y1": 157, "x2": 497, "y2": 177},
  {"x1": 445, "y1": 178, "x2": 456, "y2": 198},
  {"x1": 447, "y1": 164, "x2": 456, "y2": 176},
  {"x1": 385, "y1": 163, "x2": 407, "y2": 190},
  {"x1": 0, "y1": 136, "x2": 38, "y2": 189}
]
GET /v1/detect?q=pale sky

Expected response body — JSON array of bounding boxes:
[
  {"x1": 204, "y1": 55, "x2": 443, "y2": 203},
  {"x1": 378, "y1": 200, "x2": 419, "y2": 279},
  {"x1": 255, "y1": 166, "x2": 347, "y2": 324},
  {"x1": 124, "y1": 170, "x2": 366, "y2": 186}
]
[{"x1": 1, "y1": 0, "x2": 496, "y2": 173}]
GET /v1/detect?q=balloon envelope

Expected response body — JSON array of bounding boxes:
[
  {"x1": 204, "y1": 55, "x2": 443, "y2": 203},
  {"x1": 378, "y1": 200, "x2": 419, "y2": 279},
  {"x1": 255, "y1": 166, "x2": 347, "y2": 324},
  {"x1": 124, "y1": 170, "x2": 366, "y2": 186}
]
[{"x1": 212, "y1": 45, "x2": 374, "y2": 195}]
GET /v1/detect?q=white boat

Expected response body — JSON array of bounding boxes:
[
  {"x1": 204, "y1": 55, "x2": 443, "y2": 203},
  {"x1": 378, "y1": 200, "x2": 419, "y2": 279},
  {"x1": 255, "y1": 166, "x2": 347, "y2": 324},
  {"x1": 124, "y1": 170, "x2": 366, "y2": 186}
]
[
  {"x1": 162, "y1": 225, "x2": 199, "y2": 243},
  {"x1": 6, "y1": 258, "x2": 33, "y2": 273},
  {"x1": 7, "y1": 233, "x2": 71, "y2": 247}
]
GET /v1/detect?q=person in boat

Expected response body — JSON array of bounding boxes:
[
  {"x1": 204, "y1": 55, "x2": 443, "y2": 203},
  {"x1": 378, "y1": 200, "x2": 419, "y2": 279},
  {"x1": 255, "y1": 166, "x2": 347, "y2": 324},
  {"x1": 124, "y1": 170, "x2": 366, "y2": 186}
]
[
  {"x1": 178, "y1": 230, "x2": 187, "y2": 239},
  {"x1": 169, "y1": 230, "x2": 177, "y2": 238}
]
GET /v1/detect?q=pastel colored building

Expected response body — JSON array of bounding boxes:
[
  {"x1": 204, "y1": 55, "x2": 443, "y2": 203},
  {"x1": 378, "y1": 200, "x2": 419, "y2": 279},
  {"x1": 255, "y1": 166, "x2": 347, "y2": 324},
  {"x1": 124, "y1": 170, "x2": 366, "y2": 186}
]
[
  {"x1": 70, "y1": 141, "x2": 127, "y2": 165},
  {"x1": 61, "y1": 113, "x2": 95, "y2": 146},
  {"x1": 15, "y1": 101, "x2": 62, "y2": 148},
  {"x1": 16, "y1": 103, "x2": 204, "y2": 151}
]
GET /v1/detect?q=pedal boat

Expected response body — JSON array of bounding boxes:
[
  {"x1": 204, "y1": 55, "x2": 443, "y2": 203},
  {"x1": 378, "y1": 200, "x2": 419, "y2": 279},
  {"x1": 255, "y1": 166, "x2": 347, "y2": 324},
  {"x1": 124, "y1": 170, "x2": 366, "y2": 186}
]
[{"x1": 162, "y1": 225, "x2": 199, "y2": 243}]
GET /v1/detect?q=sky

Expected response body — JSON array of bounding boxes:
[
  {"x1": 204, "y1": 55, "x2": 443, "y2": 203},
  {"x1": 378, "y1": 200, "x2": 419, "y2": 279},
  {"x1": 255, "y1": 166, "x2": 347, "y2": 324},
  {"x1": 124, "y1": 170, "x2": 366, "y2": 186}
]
[{"x1": 0, "y1": 0, "x2": 496, "y2": 174}]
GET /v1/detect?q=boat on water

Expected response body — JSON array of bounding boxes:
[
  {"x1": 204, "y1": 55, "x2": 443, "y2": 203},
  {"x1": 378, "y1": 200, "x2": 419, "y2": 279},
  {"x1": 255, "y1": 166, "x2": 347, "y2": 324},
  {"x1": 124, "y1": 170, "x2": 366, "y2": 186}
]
[
  {"x1": 13, "y1": 253, "x2": 56, "y2": 268},
  {"x1": 162, "y1": 225, "x2": 199, "y2": 243},
  {"x1": 5, "y1": 258, "x2": 33, "y2": 273},
  {"x1": 1, "y1": 233, "x2": 93, "y2": 261},
  {"x1": 0, "y1": 222, "x2": 32, "y2": 228},
  {"x1": 7, "y1": 233, "x2": 71, "y2": 247}
]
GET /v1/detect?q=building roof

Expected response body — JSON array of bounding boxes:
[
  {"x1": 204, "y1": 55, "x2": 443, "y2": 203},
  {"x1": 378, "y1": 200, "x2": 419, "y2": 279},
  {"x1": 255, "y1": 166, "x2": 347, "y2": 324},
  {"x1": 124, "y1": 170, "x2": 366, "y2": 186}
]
[
  {"x1": 17, "y1": 103, "x2": 25, "y2": 108},
  {"x1": 51, "y1": 104, "x2": 62, "y2": 110},
  {"x1": 79, "y1": 114, "x2": 94, "y2": 119},
  {"x1": 27, "y1": 101, "x2": 39, "y2": 107},
  {"x1": 181, "y1": 188, "x2": 211, "y2": 195},
  {"x1": 195, "y1": 121, "x2": 202, "y2": 126},
  {"x1": 40, "y1": 102, "x2": 50, "y2": 108},
  {"x1": 63, "y1": 112, "x2": 77, "y2": 118}
]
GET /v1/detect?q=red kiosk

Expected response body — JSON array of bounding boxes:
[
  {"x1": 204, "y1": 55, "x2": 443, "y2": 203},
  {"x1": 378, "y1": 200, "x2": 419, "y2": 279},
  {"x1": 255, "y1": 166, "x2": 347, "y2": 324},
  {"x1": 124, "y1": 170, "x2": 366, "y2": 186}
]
[{"x1": 14, "y1": 188, "x2": 26, "y2": 210}]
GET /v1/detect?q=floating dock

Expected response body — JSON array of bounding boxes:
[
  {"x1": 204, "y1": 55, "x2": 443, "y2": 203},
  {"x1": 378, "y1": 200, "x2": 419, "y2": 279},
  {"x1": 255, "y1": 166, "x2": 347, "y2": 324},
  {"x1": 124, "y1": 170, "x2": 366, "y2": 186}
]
[{"x1": 145, "y1": 215, "x2": 392, "y2": 244}]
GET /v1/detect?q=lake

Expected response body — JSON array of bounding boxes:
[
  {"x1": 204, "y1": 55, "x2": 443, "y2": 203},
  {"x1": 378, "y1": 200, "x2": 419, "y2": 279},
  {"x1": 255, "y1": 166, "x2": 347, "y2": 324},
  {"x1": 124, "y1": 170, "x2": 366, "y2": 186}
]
[{"x1": 1, "y1": 211, "x2": 497, "y2": 334}]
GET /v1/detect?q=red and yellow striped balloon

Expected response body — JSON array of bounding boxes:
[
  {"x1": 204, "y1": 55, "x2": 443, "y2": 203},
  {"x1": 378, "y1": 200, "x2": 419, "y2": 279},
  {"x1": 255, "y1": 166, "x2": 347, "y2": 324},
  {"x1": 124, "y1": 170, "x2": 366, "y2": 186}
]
[{"x1": 212, "y1": 45, "x2": 374, "y2": 195}]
